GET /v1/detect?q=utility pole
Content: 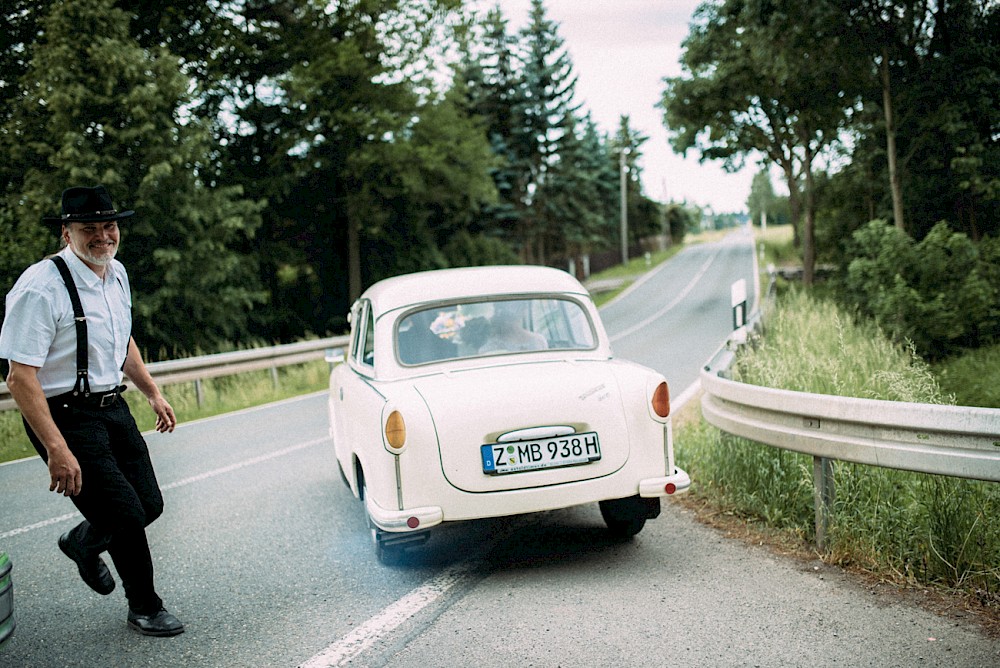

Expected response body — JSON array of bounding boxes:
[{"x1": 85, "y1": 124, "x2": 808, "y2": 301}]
[{"x1": 620, "y1": 147, "x2": 629, "y2": 266}]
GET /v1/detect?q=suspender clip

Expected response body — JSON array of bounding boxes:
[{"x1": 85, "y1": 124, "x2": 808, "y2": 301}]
[{"x1": 74, "y1": 370, "x2": 91, "y2": 397}]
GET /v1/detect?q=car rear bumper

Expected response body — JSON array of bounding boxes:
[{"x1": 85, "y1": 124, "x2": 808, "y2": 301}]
[
  {"x1": 366, "y1": 495, "x2": 444, "y2": 533},
  {"x1": 639, "y1": 466, "x2": 691, "y2": 497},
  {"x1": 366, "y1": 466, "x2": 691, "y2": 533}
]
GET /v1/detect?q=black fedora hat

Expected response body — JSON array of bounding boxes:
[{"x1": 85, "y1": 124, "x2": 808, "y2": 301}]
[{"x1": 42, "y1": 185, "x2": 134, "y2": 225}]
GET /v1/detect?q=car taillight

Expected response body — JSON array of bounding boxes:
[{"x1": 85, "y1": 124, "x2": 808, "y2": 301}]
[
  {"x1": 385, "y1": 410, "x2": 406, "y2": 450},
  {"x1": 652, "y1": 382, "x2": 670, "y2": 418}
]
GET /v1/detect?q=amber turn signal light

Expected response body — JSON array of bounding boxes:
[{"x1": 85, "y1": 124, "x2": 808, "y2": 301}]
[{"x1": 385, "y1": 410, "x2": 406, "y2": 450}]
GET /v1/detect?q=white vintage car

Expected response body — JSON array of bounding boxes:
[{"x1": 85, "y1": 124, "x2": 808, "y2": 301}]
[{"x1": 328, "y1": 265, "x2": 690, "y2": 562}]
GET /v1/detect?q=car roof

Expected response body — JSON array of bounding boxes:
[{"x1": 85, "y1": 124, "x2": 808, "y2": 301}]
[{"x1": 361, "y1": 265, "x2": 590, "y2": 316}]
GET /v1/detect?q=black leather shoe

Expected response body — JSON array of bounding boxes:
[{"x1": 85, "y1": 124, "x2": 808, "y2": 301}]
[
  {"x1": 127, "y1": 608, "x2": 185, "y2": 637},
  {"x1": 58, "y1": 532, "x2": 115, "y2": 595}
]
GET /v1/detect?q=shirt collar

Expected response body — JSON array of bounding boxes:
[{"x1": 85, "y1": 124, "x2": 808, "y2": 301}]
[{"x1": 59, "y1": 245, "x2": 107, "y2": 289}]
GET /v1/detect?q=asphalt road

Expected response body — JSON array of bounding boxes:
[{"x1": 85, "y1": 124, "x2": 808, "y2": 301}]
[
  {"x1": 600, "y1": 226, "x2": 760, "y2": 397},
  {"x1": 1, "y1": 228, "x2": 997, "y2": 667}
]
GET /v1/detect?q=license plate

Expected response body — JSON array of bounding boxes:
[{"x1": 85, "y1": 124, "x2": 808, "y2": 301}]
[{"x1": 481, "y1": 432, "x2": 601, "y2": 475}]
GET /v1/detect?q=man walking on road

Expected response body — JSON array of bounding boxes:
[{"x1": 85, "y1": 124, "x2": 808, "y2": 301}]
[{"x1": 0, "y1": 185, "x2": 184, "y2": 637}]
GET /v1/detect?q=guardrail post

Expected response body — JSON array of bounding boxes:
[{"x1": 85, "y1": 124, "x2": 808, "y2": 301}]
[
  {"x1": 813, "y1": 456, "x2": 835, "y2": 551},
  {"x1": 194, "y1": 379, "x2": 204, "y2": 408},
  {"x1": 270, "y1": 367, "x2": 280, "y2": 389}
]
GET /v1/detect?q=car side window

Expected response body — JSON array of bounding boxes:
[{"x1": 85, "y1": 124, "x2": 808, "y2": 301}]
[
  {"x1": 362, "y1": 306, "x2": 375, "y2": 367},
  {"x1": 351, "y1": 301, "x2": 375, "y2": 369},
  {"x1": 349, "y1": 302, "x2": 364, "y2": 363}
]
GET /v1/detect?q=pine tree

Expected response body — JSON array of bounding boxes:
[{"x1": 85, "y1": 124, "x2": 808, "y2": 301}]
[
  {"x1": 515, "y1": 0, "x2": 581, "y2": 263},
  {"x1": 0, "y1": 0, "x2": 265, "y2": 355},
  {"x1": 463, "y1": 6, "x2": 533, "y2": 251},
  {"x1": 540, "y1": 112, "x2": 612, "y2": 274}
]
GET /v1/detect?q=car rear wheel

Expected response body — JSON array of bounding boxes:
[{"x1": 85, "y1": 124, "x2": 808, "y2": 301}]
[
  {"x1": 361, "y1": 478, "x2": 414, "y2": 566},
  {"x1": 360, "y1": 481, "x2": 403, "y2": 565},
  {"x1": 599, "y1": 495, "x2": 660, "y2": 539}
]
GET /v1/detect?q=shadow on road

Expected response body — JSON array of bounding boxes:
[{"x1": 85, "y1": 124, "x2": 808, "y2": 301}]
[{"x1": 375, "y1": 508, "x2": 636, "y2": 572}]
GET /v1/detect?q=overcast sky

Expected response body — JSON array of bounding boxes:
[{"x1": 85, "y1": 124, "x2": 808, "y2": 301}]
[{"x1": 488, "y1": 0, "x2": 757, "y2": 213}]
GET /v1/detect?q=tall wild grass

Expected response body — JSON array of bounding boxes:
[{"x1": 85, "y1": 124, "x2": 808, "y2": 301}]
[{"x1": 678, "y1": 288, "x2": 1000, "y2": 599}]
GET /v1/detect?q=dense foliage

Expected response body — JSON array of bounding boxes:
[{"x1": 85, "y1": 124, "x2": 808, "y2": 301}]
[
  {"x1": 844, "y1": 220, "x2": 1000, "y2": 358},
  {"x1": 0, "y1": 0, "x2": 685, "y2": 358},
  {"x1": 662, "y1": 0, "x2": 999, "y2": 298}
]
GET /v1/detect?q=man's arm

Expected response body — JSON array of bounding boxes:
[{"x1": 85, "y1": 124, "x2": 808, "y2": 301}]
[
  {"x1": 122, "y1": 337, "x2": 176, "y2": 433},
  {"x1": 5, "y1": 361, "x2": 82, "y2": 496}
]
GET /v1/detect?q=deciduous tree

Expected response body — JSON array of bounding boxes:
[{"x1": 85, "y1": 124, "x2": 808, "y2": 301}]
[{"x1": 661, "y1": 0, "x2": 858, "y2": 284}]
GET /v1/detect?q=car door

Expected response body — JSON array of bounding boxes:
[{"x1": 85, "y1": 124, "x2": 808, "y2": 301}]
[{"x1": 334, "y1": 300, "x2": 391, "y2": 496}]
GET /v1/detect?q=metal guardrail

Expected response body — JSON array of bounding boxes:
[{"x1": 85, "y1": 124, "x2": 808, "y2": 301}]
[
  {"x1": 0, "y1": 336, "x2": 350, "y2": 412},
  {"x1": 699, "y1": 333, "x2": 1000, "y2": 548},
  {"x1": 701, "y1": 343, "x2": 1000, "y2": 482}
]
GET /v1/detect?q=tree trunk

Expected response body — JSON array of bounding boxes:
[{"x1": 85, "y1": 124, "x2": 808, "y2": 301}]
[
  {"x1": 781, "y1": 162, "x2": 802, "y2": 250},
  {"x1": 880, "y1": 48, "x2": 905, "y2": 232},
  {"x1": 802, "y1": 150, "x2": 816, "y2": 287}
]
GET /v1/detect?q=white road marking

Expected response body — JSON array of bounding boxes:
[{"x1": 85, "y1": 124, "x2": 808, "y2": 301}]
[
  {"x1": 0, "y1": 438, "x2": 325, "y2": 541},
  {"x1": 298, "y1": 562, "x2": 478, "y2": 668},
  {"x1": 608, "y1": 251, "x2": 718, "y2": 343},
  {"x1": 160, "y1": 438, "x2": 323, "y2": 491},
  {"x1": 0, "y1": 511, "x2": 82, "y2": 540}
]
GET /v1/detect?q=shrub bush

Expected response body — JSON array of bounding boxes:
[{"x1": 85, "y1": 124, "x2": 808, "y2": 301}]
[{"x1": 843, "y1": 220, "x2": 999, "y2": 358}]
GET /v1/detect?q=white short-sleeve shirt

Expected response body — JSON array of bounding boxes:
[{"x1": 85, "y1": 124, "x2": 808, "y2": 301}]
[{"x1": 0, "y1": 246, "x2": 132, "y2": 396}]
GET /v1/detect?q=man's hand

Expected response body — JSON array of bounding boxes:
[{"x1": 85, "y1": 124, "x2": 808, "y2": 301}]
[
  {"x1": 48, "y1": 446, "x2": 82, "y2": 496},
  {"x1": 149, "y1": 395, "x2": 177, "y2": 433},
  {"x1": 124, "y1": 337, "x2": 177, "y2": 433},
  {"x1": 5, "y1": 361, "x2": 82, "y2": 494}
]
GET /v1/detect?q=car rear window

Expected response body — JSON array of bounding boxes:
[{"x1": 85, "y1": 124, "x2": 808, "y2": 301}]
[{"x1": 396, "y1": 297, "x2": 597, "y2": 365}]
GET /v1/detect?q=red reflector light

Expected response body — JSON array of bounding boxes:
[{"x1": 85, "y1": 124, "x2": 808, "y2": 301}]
[
  {"x1": 652, "y1": 382, "x2": 670, "y2": 417},
  {"x1": 407, "y1": 517, "x2": 420, "y2": 529},
  {"x1": 665, "y1": 483, "x2": 676, "y2": 495}
]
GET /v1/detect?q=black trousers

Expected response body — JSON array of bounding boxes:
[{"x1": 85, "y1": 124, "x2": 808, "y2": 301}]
[{"x1": 25, "y1": 397, "x2": 165, "y2": 614}]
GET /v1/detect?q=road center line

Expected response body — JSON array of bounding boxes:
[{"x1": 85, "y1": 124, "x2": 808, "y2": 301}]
[
  {"x1": 0, "y1": 437, "x2": 326, "y2": 541},
  {"x1": 159, "y1": 438, "x2": 324, "y2": 491},
  {"x1": 298, "y1": 562, "x2": 478, "y2": 668},
  {"x1": 609, "y1": 250, "x2": 719, "y2": 343}
]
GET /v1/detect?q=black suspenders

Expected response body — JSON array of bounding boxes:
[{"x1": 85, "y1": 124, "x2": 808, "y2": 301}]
[{"x1": 50, "y1": 256, "x2": 92, "y2": 398}]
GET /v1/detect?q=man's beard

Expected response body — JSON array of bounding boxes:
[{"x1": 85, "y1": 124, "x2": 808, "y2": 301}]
[{"x1": 75, "y1": 241, "x2": 117, "y2": 266}]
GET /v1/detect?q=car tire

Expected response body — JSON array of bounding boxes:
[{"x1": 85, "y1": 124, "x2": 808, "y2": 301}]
[
  {"x1": 361, "y1": 481, "x2": 403, "y2": 565},
  {"x1": 599, "y1": 496, "x2": 660, "y2": 539},
  {"x1": 602, "y1": 513, "x2": 646, "y2": 539}
]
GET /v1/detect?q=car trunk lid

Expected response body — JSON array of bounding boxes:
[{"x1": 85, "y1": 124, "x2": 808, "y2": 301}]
[{"x1": 412, "y1": 361, "x2": 631, "y2": 492}]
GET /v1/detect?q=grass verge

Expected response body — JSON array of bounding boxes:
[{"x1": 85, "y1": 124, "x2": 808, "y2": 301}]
[
  {"x1": 0, "y1": 360, "x2": 330, "y2": 464},
  {"x1": 674, "y1": 286, "x2": 1000, "y2": 633}
]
